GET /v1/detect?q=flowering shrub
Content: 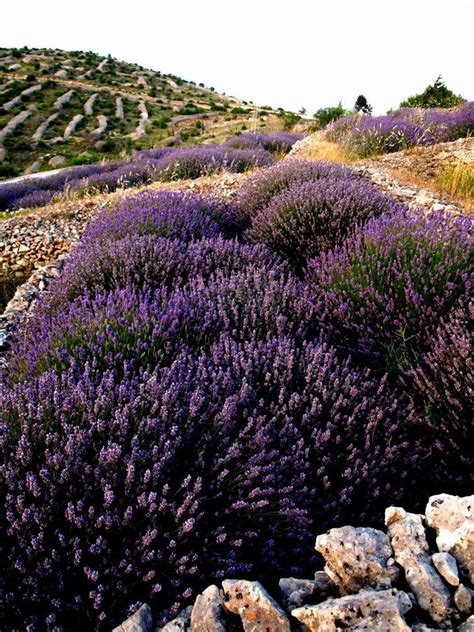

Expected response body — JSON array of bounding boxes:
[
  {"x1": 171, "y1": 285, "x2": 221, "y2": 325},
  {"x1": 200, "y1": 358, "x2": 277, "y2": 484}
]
[
  {"x1": 81, "y1": 191, "x2": 243, "y2": 245},
  {"x1": 237, "y1": 159, "x2": 360, "y2": 222},
  {"x1": 326, "y1": 102, "x2": 474, "y2": 157},
  {"x1": 307, "y1": 208, "x2": 474, "y2": 371},
  {"x1": 225, "y1": 132, "x2": 304, "y2": 154},
  {"x1": 44, "y1": 237, "x2": 285, "y2": 310},
  {"x1": 152, "y1": 145, "x2": 274, "y2": 181},
  {"x1": 407, "y1": 298, "x2": 473, "y2": 444},
  {"x1": 1, "y1": 332, "x2": 441, "y2": 629},
  {"x1": 248, "y1": 177, "x2": 402, "y2": 266}
]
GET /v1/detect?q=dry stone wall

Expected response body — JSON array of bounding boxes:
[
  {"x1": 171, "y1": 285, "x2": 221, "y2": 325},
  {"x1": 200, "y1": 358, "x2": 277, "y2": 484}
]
[{"x1": 115, "y1": 494, "x2": 474, "y2": 631}]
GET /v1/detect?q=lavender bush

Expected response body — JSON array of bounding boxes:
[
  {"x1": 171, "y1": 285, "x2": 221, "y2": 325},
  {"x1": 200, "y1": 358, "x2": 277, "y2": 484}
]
[
  {"x1": 237, "y1": 159, "x2": 361, "y2": 222},
  {"x1": 225, "y1": 132, "x2": 304, "y2": 154},
  {"x1": 151, "y1": 145, "x2": 274, "y2": 181},
  {"x1": 326, "y1": 102, "x2": 474, "y2": 157},
  {"x1": 1, "y1": 332, "x2": 443, "y2": 630},
  {"x1": 81, "y1": 190, "x2": 243, "y2": 245},
  {"x1": 248, "y1": 177, "x2": 402, "y2": 266},
  {"x1": 44, "y1": 237, "x2": 285, "y2": 310},
  {"x1": 307, "y1": 208, "x2": 473, "y2": 371}
]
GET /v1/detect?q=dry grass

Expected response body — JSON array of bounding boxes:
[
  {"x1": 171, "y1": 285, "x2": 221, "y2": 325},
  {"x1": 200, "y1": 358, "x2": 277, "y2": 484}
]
[
  {"x1": 291, "y1": 136, "x2": 354, "y2": 164},
  {"x1": 386, "y1": 160, "x2": 474, "y2": 214}
]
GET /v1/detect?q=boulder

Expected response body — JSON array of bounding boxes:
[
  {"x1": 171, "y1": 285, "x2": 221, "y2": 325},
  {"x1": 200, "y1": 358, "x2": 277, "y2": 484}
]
[
  {"x1": 48, "y1": 155, "x2": 66, "y2": 167},
  {"x1": 425, "y1": 494, "x2": 474, "y2": 584},
  {"x1": 387, "y1": 510, "x2": 451, "y2": 623},
  {"x1": 458, "y1": 615, "x2": 474, "y2": 631},
  {"x1": 191, "y1": 585, "x2": 227, "y2": 632},
  {"x1": 315, "y1": 525, "x2": 399, "y2": 594},
  {"x1": 291, "y1": 588, "x2": 412, "y2": 631},
  {"x1": 112, "y1": 604, "x2": 153, "y2": 632},
  {"x1": 279, "y1": 572, "x2": 336, "y2": 611},
  {"x1": 222, "y1": 579, "x2": 290, "y2": 631}
]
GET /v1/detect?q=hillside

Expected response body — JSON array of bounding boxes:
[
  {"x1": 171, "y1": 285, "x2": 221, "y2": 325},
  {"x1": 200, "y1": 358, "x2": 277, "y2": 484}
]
[{"x1": 0, "y1": 47, "x2": 300, "y2": 175}]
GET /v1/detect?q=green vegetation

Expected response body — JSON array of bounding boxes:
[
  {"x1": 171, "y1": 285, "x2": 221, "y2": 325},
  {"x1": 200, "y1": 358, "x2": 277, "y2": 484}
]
[{"x1": 400, "y1": 76, "x2": 464, "y2": 108}]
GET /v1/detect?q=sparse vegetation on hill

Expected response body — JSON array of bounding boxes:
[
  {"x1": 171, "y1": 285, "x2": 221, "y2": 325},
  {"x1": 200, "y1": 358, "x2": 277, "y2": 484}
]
[{"x1": 0, "y1": 47, "x2": 303, "y2": 176}]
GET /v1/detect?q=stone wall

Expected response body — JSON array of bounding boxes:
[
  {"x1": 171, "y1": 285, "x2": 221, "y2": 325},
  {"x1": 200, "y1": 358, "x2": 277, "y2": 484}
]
[{"x1": 115, "y1": 493, "x2": 474, "y2": 631}]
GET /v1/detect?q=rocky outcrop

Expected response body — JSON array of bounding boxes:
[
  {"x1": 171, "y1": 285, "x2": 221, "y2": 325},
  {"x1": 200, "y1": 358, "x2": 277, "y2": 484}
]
[
  {"x1": 387, "y1": 509, "x2": 451, "y2": 623},
  {"x1": 426, "y1": 494, "x2": 474, "y2": 584},
  {"x1": 91, "y1": 114, "x2": 107, "y2": 138},
  {"x1": 84, "y1": 93, "x2": 98, "y2": 115},
  {"x1": 63, "y1": 114, "x2": 84, "y2": 140},
  {"x1": 130, "y1": 101, "x2": 150, "y2": 140},
  {"x1": 0, "y1": 110, "x2": 31, "y2": 160},
  {"x1": 114, "y1": 494, "x2": 473, "y2": 631},
  {"x1": 315, "y1": 525, "x2": 399, "y2": 593},
  {"x1": 32, "y1": 112, "x2": 60, "y2": 142},
  {"x1": 53, "y1": 89, "x2": 75, "y2": 110},
  {"x1": 115, "y1": 96, "x2": 124, "y2": 119}
]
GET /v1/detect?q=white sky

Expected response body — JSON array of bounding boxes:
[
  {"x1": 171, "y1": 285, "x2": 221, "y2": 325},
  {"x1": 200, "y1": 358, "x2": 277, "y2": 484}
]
[{"x1": 2, "y1": 0, "x2": 473, "y2": 115}]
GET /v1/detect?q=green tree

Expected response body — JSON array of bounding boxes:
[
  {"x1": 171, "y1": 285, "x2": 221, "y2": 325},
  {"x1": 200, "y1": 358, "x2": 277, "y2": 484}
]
[
  {"x1": 354, "y1": 95, "x2": 372, "y2": 114},
  {"x1": 313, "y1": 103, "x2": 346, "y2": 128},
  {"x1": 400, "y1": 76, "x2": 464, "y2": 108}
]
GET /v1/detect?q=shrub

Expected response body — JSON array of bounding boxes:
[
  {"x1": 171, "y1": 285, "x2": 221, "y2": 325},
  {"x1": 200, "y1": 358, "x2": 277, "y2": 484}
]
[
  {"x1": 153, "y1": 146, "x2": 274, "y2": 181},
  {"x1": 45, "y1": 237, "x2": 285, "y2": 310},
  {"x1": 313, "y1": 105, "x2": 346, "y2": 129},
  {"x1": 81, "y1": 191, "x2": 243, "y2": 246},
  {"x1": 248, "y1": 177, "x2": 402, "y2": 267},
  {"x1": 225, "y1": 132, "x2": 304, "y2": 154},
  {"x1": 407, "y1": 298, "x2": 473, "y2": 446},
  {"x1": 0, "y1": 161, "x2": 20, "y2": 179},
  {"x1": 400, "y1": 76, "x2": 465, "y2": 109},
  {"x1": 237, "y1": 159, "x2": 361, "y2": 222},
  {"x1": 307, "y1": 208, "x2": 473, "y2": 372},
  {"x1": 1, "y1": 331, "x2": 444, "y2": 630}
]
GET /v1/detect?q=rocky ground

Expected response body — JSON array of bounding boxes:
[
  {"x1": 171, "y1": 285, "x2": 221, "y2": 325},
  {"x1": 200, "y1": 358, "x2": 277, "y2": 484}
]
[{"x1": 114, "y1": 493, "x2": 474, "y2": 631}]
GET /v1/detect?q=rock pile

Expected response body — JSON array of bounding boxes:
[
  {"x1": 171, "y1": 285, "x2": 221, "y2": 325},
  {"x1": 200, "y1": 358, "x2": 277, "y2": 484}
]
[{"x1": 114, "y1": 494, "x2": 473, "y2": 631}]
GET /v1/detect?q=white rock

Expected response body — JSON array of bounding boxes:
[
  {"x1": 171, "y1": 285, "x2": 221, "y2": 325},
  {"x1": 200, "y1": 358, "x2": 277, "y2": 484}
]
[
  {"x1": 112, "y1": 603, "x2": 153, "y2": 632},
  {"x1": 158, "y1": 606, "x2": 192, "y2": 631},
  {"x1": 432, "y1": 552, "x2": 459, "y2": 586},
  {"x1": 191, "y1": 585, "x2": 227, "y2": 631},
  {"x1": 48, "y1": 155, "x2": 66, "y2": 167},
  {"x1": 292, "y1": 588, "x2": 412, "y2": 631},
  {"x1": 430, "y1": 203, "x2": 445, "y2": 212},
  {"x1": 458, "y1": 615, "x2": 474, "y2": 631},
  {"x1": 222, "y1": 579, "x2": 290, "y2": 631},
  {"x1": 387, "y1": 510, "x2": 451, "y2": 623},
  {"x1": 386, "y1": 507, "x2": 407, "y2": 526},
  {"x1": 315, "y1": 525, "x2": 399, "y2": 594},
  {"x1": 63, "y1": 114, "x2": 84, "y2": 140},
  {"x1": 425, "y1": 494, "x2": 474, "y2": 584}
]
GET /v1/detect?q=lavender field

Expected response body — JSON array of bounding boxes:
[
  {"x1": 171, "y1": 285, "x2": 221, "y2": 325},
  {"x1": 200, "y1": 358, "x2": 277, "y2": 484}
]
[{"x1": 1, "y1": 135, "x2": 472, "y2": 629}]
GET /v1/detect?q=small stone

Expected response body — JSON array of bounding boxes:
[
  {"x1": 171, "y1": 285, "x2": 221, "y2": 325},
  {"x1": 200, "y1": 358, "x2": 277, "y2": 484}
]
[
  {"x1": 48, "y1": 155, "x2": 66, "y2": 167},
  {"x1": 431, "y1": 203, "x2": 445, "y2": 212},
  {"x1": 291, "y1": 588, "x2": 412, "y2": 631},
  {"x1": 191, "y1": 585, "x2": 227, "y2": 632},
  {"x1": 432, "y1": 552, "x2": 459, "y2": 586},
  {"x1": 112, "y1": 603, "x2": 153, "y2": 632},
  {"x1": 454, "y1": 584, "x2": 473, "y2": 614},
  {"x1": 315, "y1": 525, "x2": 399, "y2": 594},
  {"x1": 279, "y1": 573, "x2": 336, "y2": 611},
  {"x1": 158, "y1": 606, "x2": 192, "y2": 631},
  {"x1": 387, "y1": 511, "x2": 451, "y2": 623},
  {"x1": 222, "y1": 579, "x2": 290, "y2": 632},
  {"x1": 425, "y1": 494, "x2": 474, "y2": 584}
]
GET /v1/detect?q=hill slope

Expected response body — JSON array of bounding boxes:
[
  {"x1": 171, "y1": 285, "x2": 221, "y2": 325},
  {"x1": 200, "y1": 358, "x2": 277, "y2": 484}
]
[{"x1": 0, "y1": 47, "x2": 299, "y2": 175}]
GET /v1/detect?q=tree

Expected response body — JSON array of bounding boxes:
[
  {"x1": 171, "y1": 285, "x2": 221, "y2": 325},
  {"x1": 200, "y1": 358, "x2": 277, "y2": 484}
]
[
  {"x1": 400, "y1": 76, "x2": 464, "y2": 109},
  {"x1": 313, "y1": 103, "x2": 346, "y2": 128},
  {"x1": 299, "y1": 106, "x2": 307, "y2": 115},
  {"x1": 354, "y1": 95, "x2": 372, "y2": 114}
]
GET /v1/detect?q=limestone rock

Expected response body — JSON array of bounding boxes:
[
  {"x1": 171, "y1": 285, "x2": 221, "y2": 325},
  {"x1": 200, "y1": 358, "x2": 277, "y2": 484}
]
[
  {"x1": 458, "y1": 615, "x2": 474, "y2": 631},
  {"x1": 387, "y1": 510, "x2": 451, "y2": 623},
  {"x1": 113, "y1": 603, "x2": 153, "y2": 632},
  {"x1": 278, "y1": 572, "x2": 336, "y2": 611},
  {"x1": 425, "y1": 494, "x2": 474, "y2": 584},
  {"x1": 315, "y1": 525, "x2": 399, "y2": 594},
  {"x1": 291, "y1": 588, "x2": 412, "y2": 631},
  {"x1": 48, "y1": 155, "x2": 66, "y2": 167},
  {"x1": 432, "y1": 552, "x2": 459, "y2": 586},
  {"x1": 222, "y1": 579, "x2": 290, "y2": 631},
  {"x1": 158, "y1": 606, "x2": 192, "y2": 631},
  {"x1": 454, "y1": 584, "x2": 473, "y2": 614},
  {"x1": 191, "y1": 585, "x2": 227, "y2": 632}
]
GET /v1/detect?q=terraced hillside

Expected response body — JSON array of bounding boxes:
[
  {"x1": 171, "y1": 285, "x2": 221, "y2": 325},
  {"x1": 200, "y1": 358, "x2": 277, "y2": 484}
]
[{"x1": 0, "y1": 47, "x2": 300, "y2": 175}]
